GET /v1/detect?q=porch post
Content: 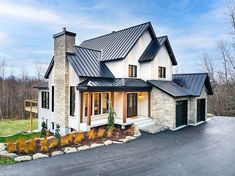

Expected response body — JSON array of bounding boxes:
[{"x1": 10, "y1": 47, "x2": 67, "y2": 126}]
[
  {"x1": 148, "y1": 91, "x2": 151, "y2": 117},
  {"x1": 80, "y1": 92, "x2": 83, "y2": 123},
  {"x1": 87, "y1": 92, "x2": 91, "y2": 126},
  {"x1": 122, "y1": 92, "x2": 127, "y2": 123},
  {"x1": 111, "y1": 92, "x2": 114, "y2": 107}
]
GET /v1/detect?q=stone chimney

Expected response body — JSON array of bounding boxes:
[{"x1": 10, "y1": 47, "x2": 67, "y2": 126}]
[{"x1": 53, "y1": 28, "x2": 76, "y2": 134}]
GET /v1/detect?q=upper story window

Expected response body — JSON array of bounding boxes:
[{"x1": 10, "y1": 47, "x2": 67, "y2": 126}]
[
  {"x1": 158, "y1": 66, "x2": 166, "y2": 78},
  {"x1": 70, "y1": 86, "x2": 75, "y2": 116},
  {"x1": 41, "y1": 91, "x2": 49, "y2": 109},
  {"x1": 128, "y1": 65, "x2": 137, "y2": 77}
]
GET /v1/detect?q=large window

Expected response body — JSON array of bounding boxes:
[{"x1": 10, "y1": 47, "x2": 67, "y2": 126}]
[
  {"x1": 52, "y1": 86, "x2": 54, "y2": 112},
  {"x1": 102, "y1": 93, "x2": 109, "y2": 113},
  {"x1": 94, "y1": 93, "x2": 101, "y2": 115},
  {"x1": 158, "y1": 66, "x2": 166, "y2": 78},
  {"x1": 70, "y1": 86, "x2": 75, "y2": 116},
  {"x1": 128, "y1": 65, "x2": 137, "y2": 77},
  {"x1": 41, "y1": 91, "x2": 49, "y2": 109}
]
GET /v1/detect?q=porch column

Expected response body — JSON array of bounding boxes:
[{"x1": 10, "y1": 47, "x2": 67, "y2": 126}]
[
  {"x1": 111, "y1": 92, "x2": 114, "y2": 107},
  {"x1": 87, "y1": 92, "x2": 91, "y2": 126},
  {"x1": 80, "y1": 92, "x2": 83, "y2": 123},
  {"x1": 122, "y1": 92, "x2": 127, "y2": 123},
  {"x1": 148, "y1": 91, "x2": 151, "y2": 117}
]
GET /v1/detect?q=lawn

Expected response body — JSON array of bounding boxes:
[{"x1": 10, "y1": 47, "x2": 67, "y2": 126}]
[
  {"x1": 0, "y1": 119, "x2": 38, "y2": 137},
  {"x1": 0, "y1": 156, "x2": 16, "y2": 165}
]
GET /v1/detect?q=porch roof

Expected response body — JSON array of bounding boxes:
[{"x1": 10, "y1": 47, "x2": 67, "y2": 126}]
[{"x1": 77, "y1": 78, "x2": 152, "y2": 92}]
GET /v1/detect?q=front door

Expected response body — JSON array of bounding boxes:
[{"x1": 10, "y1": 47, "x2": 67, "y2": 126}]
[
  {"x1": 176, "y1": 100, "x2": 188, "y2": 127},
  {"x1": 197, "y1": 99, "x2": 206, "y2": 122},
  {"x1": 127, "y1": 93, "x2": 138, "y2": 117}
]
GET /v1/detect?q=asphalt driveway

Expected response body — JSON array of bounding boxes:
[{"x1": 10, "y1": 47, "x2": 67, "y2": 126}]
[{"x1": 1, "y1": 116, "x2": 235, "y2": 176}]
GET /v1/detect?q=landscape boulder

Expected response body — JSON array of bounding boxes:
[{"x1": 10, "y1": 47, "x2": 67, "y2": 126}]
[
  {"x1": 104, "y1": 140, "x2": 112, "y2": 145},
  {"x1": 51, "y1": 151, "x2": 64, "y2": 156},
  {"x1": 33, "y1": 153, "x2": 48, "y2": 160},
  {"x1": 90, "y1": 143, "x2": 104, "y2": 148},
  {"x1": 77, "y1": 145, "x2": 90, "y2": 151},
  {"x1": 0, "y1": 143, "x2": 6, "y2": 151},
  {"x1": 133, "y1": 127, "x2": 141, "y2": 137},
  {"x1": 14, "y1": 155, "x2": 32, "y2": 162},
  {"x1": 64, "y1": 147, "x2": 77, "y2": 153}
]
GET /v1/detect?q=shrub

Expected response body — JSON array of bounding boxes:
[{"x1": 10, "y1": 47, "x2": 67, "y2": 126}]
[
  {"x1": 7, "y1": 143, "x2": 16, "y2": 153},
  {"x1": 16, "y1": 139, "x2": 27, "y2": 154},
  {"x1": 49, "y1": 138, "x2": 59, "y2": 149},
  {"x1": 87, "y1": 129, "x2": 96, "y2": 140},
  {"x1": 106, "y1": 128, "x2": 113, "y2": 138},
  {"x1": 54, "y1": 124, "x2": 61, "y2": 139},
  {"x1": 74, "y1": 133, "x2": 84, "y2": 144},
  {"x1": 40, "y1": 139, "x2": 48, "y2": 153},
  {"x1": 97, "y1": 128, "x2": 105, "y2": 139},
  {"x1": 40, "y1": 121, "x2": 47, "y2": 138},
  {"x1": 60, "y1": 135, "x2": 72, "y2": 147},
  {"x1": 108, "y1": 101, "x2": 116, "y2": 129},
  {"x1": 26, "y1": 139, "x2": 36, "y2": 154}
]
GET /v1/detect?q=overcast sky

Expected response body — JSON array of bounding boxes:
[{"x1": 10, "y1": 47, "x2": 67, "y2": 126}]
[{"x1": 0, "y1": 0, "x2": 231, "y2": 77}]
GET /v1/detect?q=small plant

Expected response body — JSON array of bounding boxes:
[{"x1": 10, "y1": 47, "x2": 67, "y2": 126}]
[
  {"x1": 26, "y1": 139, "x2": 36, "y2": 154},
  {"x1": 7, "y1": 143, "x2": 16, "y2": 153},
  {"x1": 40, "y1": 121, "x2": 47, "y2": 138},
  {"x1": 54, "y1": 124, "x2": 61, "y2": 139},
  {"x1": 106, "y1": 128, "x2": 113, "y2": 138},
  {"x1": 87, "y1": 129, "x2": 96, "y2": 140},
  {"x1": 40, "y1": 139, "x2": 48, "y2": 153},
  {"x1": 49, "y1": 138, "x2": 59, "y2": 149},
  {"x1": 16, "y1": 139, "x2": 27, "y2": 154},
  {"x1": 108, "y1": 101, "x2": 116, "y2": 129},
  {"x1": 97, "y1": 128, "x2": 105, "y2": 138},
  {"x1": 74, "y1": 133, "x2": 84, "y2": 144},
  {"x1": 60, "y1": 135, "x2": 72, "y2": 147}
]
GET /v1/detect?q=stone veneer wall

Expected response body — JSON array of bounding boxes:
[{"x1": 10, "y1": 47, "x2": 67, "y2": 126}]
[
  {"x1": 53, "y1": 33, "x2": 76, "y2": 133},
  {"x1": 151, "y1": 88, "x2": 175, "y2": 129}
]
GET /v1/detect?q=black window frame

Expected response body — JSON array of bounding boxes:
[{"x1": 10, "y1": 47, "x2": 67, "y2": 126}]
[
  {"x1": 52, "y1": 86, "x2": 54, "y2": 112},
  {"x1": 41, "y1": 91, "x2": 49, "y2": 109},
  {"x1": 70, "y1": 86, "x2": 75, "y2": 116},
  {"x1": 128, "y1": 65, "x2": 137, "y2": 77},
  {"x1": 158, "y1": 66, "x2": 166, "y2": 78}
]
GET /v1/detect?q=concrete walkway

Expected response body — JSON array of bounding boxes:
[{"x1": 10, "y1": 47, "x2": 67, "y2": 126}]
[{"x1": 1, "y1": 116, "x2": 235, "y2": 176}]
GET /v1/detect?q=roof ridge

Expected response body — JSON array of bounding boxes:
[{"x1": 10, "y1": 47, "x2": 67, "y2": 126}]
[
  {"x1": 75, "y1": 45, "x2": 101, "y2": 52},
  {"x1": 172, "y1": 81, "x2": 194, "y2": 95},
  {"x1": 173, "y1": 72, "x2": 208, "y2": 75},
  {"x1": 81, "y1": 22, "x2": 151, "y2": 43}
]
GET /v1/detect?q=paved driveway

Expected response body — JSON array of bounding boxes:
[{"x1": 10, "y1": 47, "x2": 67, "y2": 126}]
[{"x1": 1, "y1": 117, "x2": 235, "y2": 176}]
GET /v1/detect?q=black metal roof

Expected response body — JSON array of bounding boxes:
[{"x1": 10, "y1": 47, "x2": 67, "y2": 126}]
[
  {"x1": 172, "y1": 73, "x2": 213, "y2": 96},
  {"x1": 148, "y1": 73, "x2": 213, "y2": 97},
  {"x1": 67, "y1": 46, "x2": 114, "y2": 78},
  {"x1": 79, "y1": 22, "x2": 156, "y2": 62},
  {"x1": 33, "y1": 82, "x2": 49, "y2": 90},
  {"x1": 77, "y1": 78, "x2": 152, "y2": 92},
  {"x1": 44, "y1": 57, "x2": 54, "y2": 79}
]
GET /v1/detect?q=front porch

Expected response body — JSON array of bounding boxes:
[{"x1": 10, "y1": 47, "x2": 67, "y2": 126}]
[{"x1": 77, "y1": 78, "x2": 152, "y2": 131}]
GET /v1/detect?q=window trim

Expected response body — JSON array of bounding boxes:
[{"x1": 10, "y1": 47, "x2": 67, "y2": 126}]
[
  {"x1": 51, "y1": 86, "x2": 54, "y2": 112},
  {"x1": 70, "y1": 86, "x2": 75, "y2": 116},
  {"x1": 158, "y1": 66, "x2": 166, "y2": 78},
  {"x1": 41, "y1": 91, "x2": 49, "y2": 109},
  {"x1": 128, "y1": 65, "x2": 137, "y2": 77}
]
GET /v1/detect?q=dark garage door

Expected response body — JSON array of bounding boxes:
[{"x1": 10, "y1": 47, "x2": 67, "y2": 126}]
[
  {"x1": 197, "y1": 99, "x2": 206, "y2": 122},
  {"x1": 176, "y1": 100, "x2": 188, "y2": 127}
]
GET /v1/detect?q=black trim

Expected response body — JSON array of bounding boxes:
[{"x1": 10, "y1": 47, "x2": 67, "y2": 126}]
[
  {"x1": 52, "y1": 86, "x2": 54, "y2": 112},
  {"x1": 70, "y1": 86, "x2": 75, "y2": 116}
]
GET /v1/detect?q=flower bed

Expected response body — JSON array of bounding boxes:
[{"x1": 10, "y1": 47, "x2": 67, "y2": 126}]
[{"x1": 0, "y1": 125, "x2": 141, "y2": 163}]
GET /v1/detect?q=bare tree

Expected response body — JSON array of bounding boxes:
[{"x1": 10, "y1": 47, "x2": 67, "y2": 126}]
[
  {"x1": 35, "y1": 61, "x2": 47, "y2": 80},
  {"x1": 227, "y1": 0, "x2": 235, "y2": 34},
  {"x1": 0, "y1": 57, "x2": 5, "y2": 121}
]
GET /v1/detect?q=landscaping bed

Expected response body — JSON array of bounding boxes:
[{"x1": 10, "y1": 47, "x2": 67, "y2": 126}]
[{"x1": 0, "y1": 125, "x2": 141, "y2": 163}]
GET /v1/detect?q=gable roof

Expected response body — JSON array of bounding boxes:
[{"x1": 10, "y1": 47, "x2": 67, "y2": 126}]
[
  {"x1": 148, "y1": 73, "x2": 213, "y2": 97},
  {"x1": 67, "y1": 46, "x2": 114, "y2": 78},
  {"x1": 138, "y1": 36, "x2": 177, "y2": 65},
  {"x1": 79, "y1": 22, "x2": 156, "y2": 62},
  {"x1": 77, "y1": 78, "x2": 152, "y2": 91},
  {"x1": 33, "y1": 82, "x2": 49, "y2": 90}
]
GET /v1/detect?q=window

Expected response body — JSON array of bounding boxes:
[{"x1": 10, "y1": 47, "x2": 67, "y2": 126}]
[
  {"x1": 70, "y1": 86, "x2": 75, "y2": 116},
  {"x1": 84, "y1": 94, "x2": 88, "y2": 117},
  {"x1": 158, "y1": 66, "x2": 166, "y2": 78},
  {"x1": 41, "y1": 91, "x2": 49, "y2": 109},
  {"x1": 94, "y1": 93, "x2": 101, "y2": 115},
  {"x1": 102, "y1": 93, "x2": 109, "y2": 113},
  {"x1": 51, "y1": 122, "x2": 54, "y2": 130},
  {"x1": 128, "y1": 65, "x2": 137, "y2": 77},
  {"x1": 52, "y1": 86, "x2": 54, "y2": 112}
]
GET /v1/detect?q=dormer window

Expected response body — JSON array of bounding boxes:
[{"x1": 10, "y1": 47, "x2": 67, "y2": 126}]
[
  {"x1": 128, "y1": 65, "x2": 137, "y2": 77},
  {"x1": 158, "y1": 66, "x2": 166, "y2": 78}
]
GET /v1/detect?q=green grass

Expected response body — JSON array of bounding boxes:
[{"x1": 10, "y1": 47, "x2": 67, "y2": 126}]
[
  {"x1": 0, "y1": 132, "x2": 41, "y2": 143},
  {"x1": 0, "y1": 119, "x2": 38, "y2": 137},
  {"x1": 0, "y1": 156, "x2": 16, "y2": 165}
]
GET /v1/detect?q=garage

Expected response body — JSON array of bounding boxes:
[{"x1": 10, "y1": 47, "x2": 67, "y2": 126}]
[
  {"x1": 176, "y1": 100, "x2": 188, "y2": 127},
  {"x1": 197, "y1": 99, "x2": 206, "y2": 122}
]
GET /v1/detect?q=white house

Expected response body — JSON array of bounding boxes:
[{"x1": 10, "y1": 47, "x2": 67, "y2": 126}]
[{"x1": 34, "y1": 22, "x2": 213, "y2": 134}]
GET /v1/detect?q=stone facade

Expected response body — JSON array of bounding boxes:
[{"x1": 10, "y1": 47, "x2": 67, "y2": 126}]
[
  {"x1": 151, "y1": 88, "x2": 176, "y2": 129},
  {"x1": 53, "y1": 30, "x2": 76, "y2": 133}
]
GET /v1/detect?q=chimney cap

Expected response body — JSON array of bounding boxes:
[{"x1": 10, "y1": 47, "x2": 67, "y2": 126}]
[{"x1": 53, "y1": 28, "x2": 76, "y2": 38}]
